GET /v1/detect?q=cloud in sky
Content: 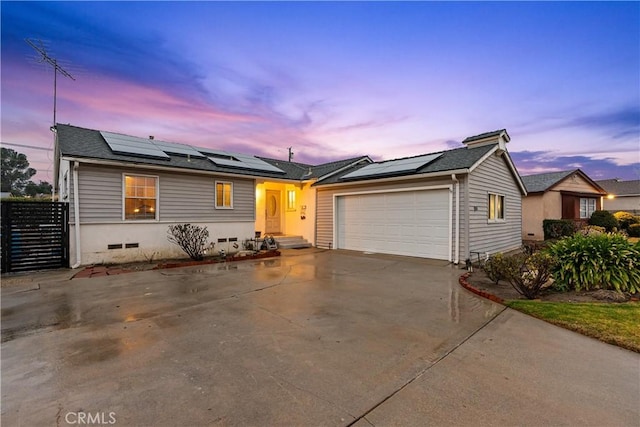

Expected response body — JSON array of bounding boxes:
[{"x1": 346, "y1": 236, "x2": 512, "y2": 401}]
[
  {"x1": 511, "y1": 151, "x2": 640, "y2": 181},
  {"x1": 1, "y1": 1, "x2": 638, "y2": 182}
]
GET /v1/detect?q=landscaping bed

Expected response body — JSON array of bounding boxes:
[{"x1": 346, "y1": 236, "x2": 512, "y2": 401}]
[{"x1": 462, "y1": 269, "x2": 640, "y2": 353}]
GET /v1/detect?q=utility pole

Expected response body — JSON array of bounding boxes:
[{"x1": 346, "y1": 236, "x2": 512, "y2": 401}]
[
  {"x1": 25, "y1": 38, "x2": 75, "y2": 127},
  {"x1": 288, "y1": 146, "x2": 294, "y2": 162}
]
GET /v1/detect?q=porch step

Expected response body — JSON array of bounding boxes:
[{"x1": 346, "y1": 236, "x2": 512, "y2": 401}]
[{"x1": 274, "y1": 235, "x2": 313, "y2": 249}]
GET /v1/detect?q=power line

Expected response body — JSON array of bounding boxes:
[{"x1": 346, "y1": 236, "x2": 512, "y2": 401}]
[{"x1": 1, "y1": 142, "x2": 53, "y2": 151}]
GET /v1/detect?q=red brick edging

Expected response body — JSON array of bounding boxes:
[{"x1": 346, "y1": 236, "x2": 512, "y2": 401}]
[
  {"x1": 153, "y1": 250, "x2": 280, "y2": 269},
  {"x1": 459, "y1": 272, "x2": 505, "y2": 304},
  {"x1": 73, "y1": 250, "x2": 281, "y2": 279}
]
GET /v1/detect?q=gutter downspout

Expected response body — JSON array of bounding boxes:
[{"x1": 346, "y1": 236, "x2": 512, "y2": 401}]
[
  {"x1": 71, "y1": 161, "x2": 82, "y2": 268},
  {"x1": 452, "y1": 174, "x2": 460, "y2": 265}
]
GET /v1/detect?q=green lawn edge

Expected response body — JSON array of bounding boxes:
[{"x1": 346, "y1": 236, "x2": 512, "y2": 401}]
[{"x1": 505, "y1": 300, "x2": 640, "y2": 353}]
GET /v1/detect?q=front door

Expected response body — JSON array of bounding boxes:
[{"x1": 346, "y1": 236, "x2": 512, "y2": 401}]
[{"x1": 265, "y1": 190, "x2": 281, "y2": 234}]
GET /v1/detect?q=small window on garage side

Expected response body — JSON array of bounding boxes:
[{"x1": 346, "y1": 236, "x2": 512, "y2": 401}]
[
  {"x1": 580, "y1": 198, "x2": 596, "y2": 219},
  {"x1": 216, "y1": 181, "x2": 233, "y2": 209},
  {"x1": 124, "y1": 174, "x2": 158, "y2": 220},
  {"x1": 488, "y1": 193, "x2": 505, "y2": 221},
  {"x1": 286, "y1": 190, "x2": 296, "y2": 211}
]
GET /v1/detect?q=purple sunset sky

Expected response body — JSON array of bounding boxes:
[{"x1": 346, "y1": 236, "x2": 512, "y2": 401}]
[{"x1": 1, "y1": 1, "x2": 639, "y2": 183}]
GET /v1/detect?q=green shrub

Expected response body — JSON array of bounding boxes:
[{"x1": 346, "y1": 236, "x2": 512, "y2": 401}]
[
  {"x1": 588, "y1": 210, "x2": 618, "y2": 232},
  {"x1": 502, "y1": 252, "x2": 556, "y2": 299},
  {"x1": 614, "y1": 211, "x2": 640, "y2": 231},
  {"x1": 547, "y1": 233, "x2": 640, "y2": 293},
  {"x1": 483, "y1": 253, "x2": 508, "y2": 284},
  {"x1": 542, "y1": 219, "x2": 577, "y2": 240},
  {"x1": 629, "y1": 224, "x2": 640, "y2": 238}
]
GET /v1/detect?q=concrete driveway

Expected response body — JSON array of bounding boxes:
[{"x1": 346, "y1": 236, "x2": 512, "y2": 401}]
[{"x1": 2, "y1": 249, "x2": 638, "y2": 426}]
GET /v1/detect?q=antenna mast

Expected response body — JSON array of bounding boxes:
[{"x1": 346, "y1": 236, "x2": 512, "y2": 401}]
[
  {"x1": 25, "y1": 38, "x2": 75, "y2": 126},
  {"x1": 288, "y1": 146, "x2": 294, "y2": 162}
]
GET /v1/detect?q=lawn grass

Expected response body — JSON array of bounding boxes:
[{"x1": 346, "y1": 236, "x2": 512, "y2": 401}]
[{"x1": 506, "y1": 300, "x2": 640, "y2": 353}]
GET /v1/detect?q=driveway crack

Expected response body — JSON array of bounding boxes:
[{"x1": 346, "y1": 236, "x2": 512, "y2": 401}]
[{"x1": 346, "y1": 307, "x2": 508, "y2": 426}]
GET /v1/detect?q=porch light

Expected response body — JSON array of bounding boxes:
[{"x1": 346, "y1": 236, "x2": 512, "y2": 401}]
[{"x1": 607, "y1": 194, "x2": 615, "y2": 199}]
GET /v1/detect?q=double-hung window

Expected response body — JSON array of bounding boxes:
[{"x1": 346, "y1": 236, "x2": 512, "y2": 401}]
[
  {"x1": 124, "y1": 174, "x2": 158, "y2": 220},
  {"x1": 488, "y1": 193, "x2": 505, "y2": 221},
  {"x1": 215, "y1": 181, "x2": 233, "y2": 209},
  {"x1": 580, "y1": 198, "x2": 596, "y2": 219}
]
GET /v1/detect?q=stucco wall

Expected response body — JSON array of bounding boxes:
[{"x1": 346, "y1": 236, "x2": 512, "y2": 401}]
[
  {"x1": 602, "y1": 196, "x2": 640, "y2": 214},
  {"x1": 255, "y1": 181, "x2": 316, "y2": 244},
  {"x1": 70, "y1": 221, "x2": 254, "y2": 266}
]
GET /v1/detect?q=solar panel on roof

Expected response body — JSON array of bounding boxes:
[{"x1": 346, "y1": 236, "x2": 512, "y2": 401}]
[
  {"x1": 151, "y1": 140, "x2": 206, "y2": 158},
  {"x1": 101, "y1": 131, "x2": 170, "y2": 160},
  {"x1": 341, "y1": 153, "x2": 442, "y2": 180},
  {"x1": 207, "y1": 152, "x2": 285, "y2": 174}
]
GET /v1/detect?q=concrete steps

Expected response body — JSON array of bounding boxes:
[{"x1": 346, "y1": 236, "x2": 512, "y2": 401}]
[{"x1": 274, "y1": 235, "x2": 313, "y2": 249}]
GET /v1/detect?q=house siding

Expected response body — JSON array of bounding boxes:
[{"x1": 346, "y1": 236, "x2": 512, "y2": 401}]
[
  {"x1": 65, "y1": 163, "x2": 256, "y2": 265},
  {"x1": 70, "y1": 163, "x2": 255, "y2": 223},
  {"x1": 467, "y1": 153, "x2": 522, "y2": 257},
  {"x1": 316, "y1": 176, "x2": 461, "y2": 260}
]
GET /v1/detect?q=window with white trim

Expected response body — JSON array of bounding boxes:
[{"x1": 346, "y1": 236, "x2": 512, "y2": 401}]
[
  {"x1": 488, "y1": 193, "x2": 505, "y2": 221},
  {"x1": 580, "y1": 198, "x2": 596, "y2": 219},
  {"x1": 215, "y1": 181, "x2": 233, "y2": 208},
  {"x1": 124, "y1": 174, "x2": 158, "y2": 220},
  {"x1": 286, "y1": 190, "x2": 296, "y2": 211}
]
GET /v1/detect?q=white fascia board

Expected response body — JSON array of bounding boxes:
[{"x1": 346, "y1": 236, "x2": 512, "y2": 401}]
[{"x1": 467, "y1": 146, "x2": 527, "y2": 196}]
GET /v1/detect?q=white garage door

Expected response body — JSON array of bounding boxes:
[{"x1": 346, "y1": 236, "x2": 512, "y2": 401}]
[{"x1": 336, "y1": 189, "x2": 450, "y2": 260}]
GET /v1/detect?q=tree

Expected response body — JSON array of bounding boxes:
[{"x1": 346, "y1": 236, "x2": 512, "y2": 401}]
[
  {"x1": 24, "y1": 180, "x2": 53, "y2": 197},
  {"x1": 1, "y1": 148, "x2": 36, "y2": 196}
]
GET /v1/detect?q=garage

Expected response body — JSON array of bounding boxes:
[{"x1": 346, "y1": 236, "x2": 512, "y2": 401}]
[{"x1": 335, "y1": 188, "x2": 451, "y2": 260}]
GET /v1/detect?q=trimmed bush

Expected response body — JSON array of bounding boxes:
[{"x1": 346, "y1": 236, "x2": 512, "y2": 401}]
[
  {"x1": 483, "y1": 253, "x2": 508, "y2": 284},
  {"x1": 543, "y1": 219, "x2": 577, "y2": 240},
  {"x1": 579, "y1": 225, "x2": 605, "y2": 236},
  {"x1": 502, "y1": 252, "x2": 556, "y2": 299},
  {"x1": 614, "y1": 211, "x2": 640, "y2": 231},
  {"x1": 588, "y1": 210, "x2": 618, "y2": 232},
  {"x1": 167, "y1": 224, "x2": 210, "y2": 260},
  {"x1": 547, "y1": 233, "x2": 640, "y2": 293},
  {"x1": 629, "y1": 224, "x2": 640, "y2": 238}
]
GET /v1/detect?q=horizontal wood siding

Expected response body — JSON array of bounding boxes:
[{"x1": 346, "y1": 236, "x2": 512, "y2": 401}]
[
  {"x1": 316, "y1": 177, "x2": 455, "y2": 251},
  {"x1": 74, "y1": 164, "x2": 254, "y2": 223},
  {"x1": 77, "y1": 166, "x2": 122, "y2": 222},
  {"x1": 468, "y1": 153, "x2": 522, "y2": 256},
  {"x1": 161, "y1": 174, "x2": 254, "y2": 222}
]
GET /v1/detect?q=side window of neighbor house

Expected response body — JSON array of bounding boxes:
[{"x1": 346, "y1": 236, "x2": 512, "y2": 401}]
[
  {"x1": 580, "y1": 198, "x2": 596, "y2": 219},
  {"x1": 124, "y1": 175, "x2": 158, "y2": 220},
  {"x1": 488, "y1": 193, "x2": 505, "y2": 221},
  {"x1": 215, "y1": 181, "x2": 233, "y2": 208}
]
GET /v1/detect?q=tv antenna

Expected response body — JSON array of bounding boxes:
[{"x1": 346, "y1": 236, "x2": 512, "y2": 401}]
[{"x1": 25, "y1": 38, "x2": 75, "y2": 126}]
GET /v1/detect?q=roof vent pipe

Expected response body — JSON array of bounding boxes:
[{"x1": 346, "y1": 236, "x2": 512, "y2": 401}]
[{"x1": 149, "y1": 135, "x2": 154, "y2": 140}]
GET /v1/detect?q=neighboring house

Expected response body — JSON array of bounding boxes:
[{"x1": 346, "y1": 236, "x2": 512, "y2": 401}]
[
  {"x1": 596, "y1": 179, "x2": 640, "y2": 215},
  {"x1": 55, "y1": 124, "x2": 525, "y2": 266},
  {"x1": 312, "y1": 129, "x2": 526, "y2": 262},
  {"x1": 521, "y1": 169, "x2": 607, "y2": 240}
]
